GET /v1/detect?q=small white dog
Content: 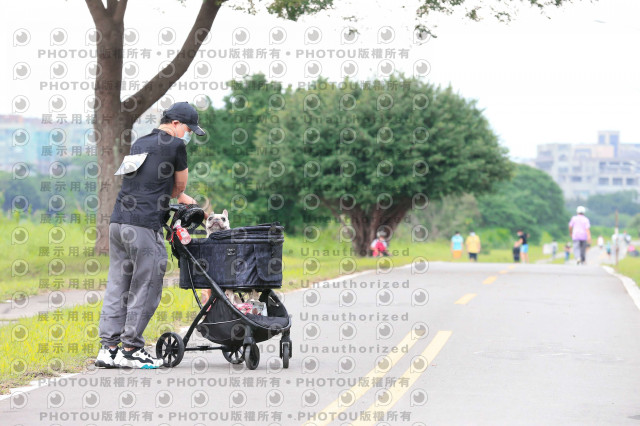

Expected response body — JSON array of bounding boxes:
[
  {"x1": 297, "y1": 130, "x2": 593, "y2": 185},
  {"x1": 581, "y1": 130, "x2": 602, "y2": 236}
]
[{"x1": 205, "y1": 209, "x2": 230, "y2": 237}]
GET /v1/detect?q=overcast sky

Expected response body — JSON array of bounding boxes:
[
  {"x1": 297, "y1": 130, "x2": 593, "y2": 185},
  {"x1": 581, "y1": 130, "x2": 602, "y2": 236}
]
[{"x1": 1, "y1": 0, "x2": 639, "y2": 158}]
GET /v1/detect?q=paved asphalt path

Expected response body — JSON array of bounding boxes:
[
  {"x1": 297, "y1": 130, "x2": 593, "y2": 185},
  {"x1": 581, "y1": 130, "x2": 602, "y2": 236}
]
[{"x1": 2, "y1": 262, "x2": 640, "y2": 425}]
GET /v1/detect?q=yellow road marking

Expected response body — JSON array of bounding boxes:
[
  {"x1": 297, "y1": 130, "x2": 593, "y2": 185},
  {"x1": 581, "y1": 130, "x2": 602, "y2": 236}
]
[
  {"x1": 482, "y1": 275, "x2": 497, "y2": 285},
  {"x1": 303, "y1": 329, "x2": 421, "y2": 426},
  {"x1": 351, "y1": 331, "x2": 453, "y2": 426},
  {"x1": 508, "y1": 265, "x2": 516, "y2": 270},
  {"x1": 499, "y1": 269, "x2": 508, "y2": 274},
  {"x1": 455, "y1": 293, "x2": 476, "y2": 305}
]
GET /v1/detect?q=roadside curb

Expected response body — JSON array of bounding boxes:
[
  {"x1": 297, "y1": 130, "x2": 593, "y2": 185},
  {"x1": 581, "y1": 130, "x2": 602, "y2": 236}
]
[
  {"x1": 0, "y1": 373, "x2": 80, "y2": 402},
  {"x1": 602, "y1": 265, "x2": 640, "y2": 312}
]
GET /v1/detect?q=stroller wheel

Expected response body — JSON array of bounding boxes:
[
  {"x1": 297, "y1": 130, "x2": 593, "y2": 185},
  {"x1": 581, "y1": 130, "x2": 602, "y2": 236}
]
[
  {"x1": 281, "y1": 342, "x2": 290, "y2": 369},
  {"x1": 244, "y1": 343, "x2": 260, "y2": 370},
  {"x1": 222, "y1": 347, "x2": 244, "y2": 364},
  {"x1": 156, "y1": 332, "x2": 185, "y2": 367}
]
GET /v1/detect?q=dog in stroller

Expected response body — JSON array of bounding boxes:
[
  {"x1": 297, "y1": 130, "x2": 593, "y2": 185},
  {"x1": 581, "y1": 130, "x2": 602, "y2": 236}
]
[{"x1": 157, "y1": 204, "x2": 292, "y2": 370}]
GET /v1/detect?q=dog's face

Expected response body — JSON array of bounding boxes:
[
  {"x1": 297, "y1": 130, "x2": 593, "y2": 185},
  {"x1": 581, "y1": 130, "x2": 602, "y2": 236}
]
[{"x1": 206, "y1": 209, "x2": 230, "y2": 235}]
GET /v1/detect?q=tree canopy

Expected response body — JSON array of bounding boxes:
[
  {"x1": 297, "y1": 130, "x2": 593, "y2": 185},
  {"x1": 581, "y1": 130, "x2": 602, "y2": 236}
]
[
  {"x1": 477, "y1": 163, "x2": 567, "y2": 241},
  {"x1": 234, "y1": 74, "x2": 513, "y2": 254},
  {"x1": 566, "y1": 190, "x2": 640, "y2": 228},
  {"x1": 251, "y1": 0, "x2": 582, "y2": 27}
]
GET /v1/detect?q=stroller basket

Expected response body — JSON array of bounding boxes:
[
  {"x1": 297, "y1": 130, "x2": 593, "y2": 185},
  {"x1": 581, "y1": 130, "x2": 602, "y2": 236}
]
[
  {"x1": 179, "y1": 223, "x2": 284, "y2": 290},
  {"x1": 200, "y1": 290, "x2": 290, "y2": 347}
]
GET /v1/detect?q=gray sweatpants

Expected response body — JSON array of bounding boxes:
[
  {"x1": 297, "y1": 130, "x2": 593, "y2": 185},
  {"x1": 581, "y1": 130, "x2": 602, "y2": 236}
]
[{"x1": 99, "y1": 223, "x2": 167, "y2": 348}]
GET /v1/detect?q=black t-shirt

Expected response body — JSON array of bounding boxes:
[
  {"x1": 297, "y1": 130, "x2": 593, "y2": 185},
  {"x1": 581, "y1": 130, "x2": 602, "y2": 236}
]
[
  {"x1": 518, "y1": 233, "x2": 527, "y2": 245},
  {"x1": 110, "y1": 129, "x2": 188, "y2": 231}
]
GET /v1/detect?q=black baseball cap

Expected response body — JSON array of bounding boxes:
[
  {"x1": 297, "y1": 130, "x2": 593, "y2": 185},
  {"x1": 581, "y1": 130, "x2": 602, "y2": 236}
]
[{"x1": 162, "y1": 102, "x2": 205, "y2": 136}]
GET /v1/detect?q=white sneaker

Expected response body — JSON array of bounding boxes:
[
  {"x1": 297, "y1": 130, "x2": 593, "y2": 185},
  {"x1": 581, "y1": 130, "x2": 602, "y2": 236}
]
[
  {"x1": 95, "y1": 346, "x2": 120, "y2": 368},
  {"x1": 118, "y1": 347, "x2": 163, "y2": 369}
]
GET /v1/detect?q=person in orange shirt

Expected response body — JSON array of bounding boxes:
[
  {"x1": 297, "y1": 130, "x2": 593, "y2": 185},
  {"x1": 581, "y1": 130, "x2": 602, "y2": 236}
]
[{"x1": 465, "y1": 231, "x2": 481, "y2": 262}]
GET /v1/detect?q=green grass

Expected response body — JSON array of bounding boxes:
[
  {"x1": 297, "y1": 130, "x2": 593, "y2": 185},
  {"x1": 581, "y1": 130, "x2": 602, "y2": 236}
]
[
  {"x1": 0, "y1": 216, "x2": 111, "y2": 300},
  {"x1": 0, "y1": 287, "x2": 198, "y2": 393},
  {"x1": 0, "y1": 217, "x2": 550, "y2": 392},
  {"x1": 615, "y1": 256, "x2": 640, "y2": 288}
]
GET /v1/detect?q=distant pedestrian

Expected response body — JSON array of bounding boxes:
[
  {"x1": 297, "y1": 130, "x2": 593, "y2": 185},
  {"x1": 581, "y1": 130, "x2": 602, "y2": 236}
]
[
  {"x1": 516, "y1": 230, "x2": 529, "y2": 263},
  {"x1": 564, "y1": 242, "x2": 571, "y2": 262},
  {"x1": 451, "y1": 231, "x2": 463, "y2": 260},
  {"x1": 465, "y1": 231, "x2": 481, "y2": 262},
  {"x1": 370, "y1": 232, "x2": 389, "y2": 257},
  {"x1": 551, "y1": 241, "x2": 558, "y2": 259},
  {"x1": 597, "y1": 235, "x2": 604, "y2": 249},
  {"x1": 569, "y1": 206, "x2": 591, "y2": 265}
]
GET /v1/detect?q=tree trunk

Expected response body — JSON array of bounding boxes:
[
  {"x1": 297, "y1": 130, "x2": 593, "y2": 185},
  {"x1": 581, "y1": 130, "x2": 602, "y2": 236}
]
[
  {"x1": 350, "y1": 206, "x2": 373, "y2": 257},
  {"x1": 347, "y1": 202, "x2": 411, "y2": 256},
  {"x1": 85, "y1": 0, "x2": 224, "y2": 254},
  {"x1": 91, "y1": 1, "x2": 128, "y2": 255},
  {"x1": 95, "y1": 116, "x2": 133, "y2": 255}
]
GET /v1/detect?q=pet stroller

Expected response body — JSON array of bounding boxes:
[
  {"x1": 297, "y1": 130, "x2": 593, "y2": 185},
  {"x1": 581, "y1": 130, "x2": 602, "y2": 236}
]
[{"x1": 155, "y1": 204, "x2": 292, "y2": 370}]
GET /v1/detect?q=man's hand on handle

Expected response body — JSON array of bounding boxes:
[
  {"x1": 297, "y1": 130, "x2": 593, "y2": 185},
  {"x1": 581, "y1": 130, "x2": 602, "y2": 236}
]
[{"x1": 176, "y1": 193, "x2": 209, "y2": 220}]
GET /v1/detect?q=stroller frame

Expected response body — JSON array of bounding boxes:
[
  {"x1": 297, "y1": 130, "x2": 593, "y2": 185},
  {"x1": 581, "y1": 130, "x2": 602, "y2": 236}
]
[{"x1": 156, "y1": 204, "x2": 292, "y2": 370}]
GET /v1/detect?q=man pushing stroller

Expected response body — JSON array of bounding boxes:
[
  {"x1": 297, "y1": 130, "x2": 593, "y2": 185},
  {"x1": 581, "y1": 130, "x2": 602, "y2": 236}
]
[{"x1": 95, "y1": 102, "x2": 206, "y2": 369}]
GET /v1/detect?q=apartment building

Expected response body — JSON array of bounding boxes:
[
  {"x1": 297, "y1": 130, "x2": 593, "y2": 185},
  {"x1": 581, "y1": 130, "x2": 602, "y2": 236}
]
[
  {"x1": 0, "y1": 112, "x2": 162, "y2": 173},
  {"x1": 0, "y1": 115, "x2": 91, "y2": 175},
  {"x1": 535, "y1": 131, "x2": 640, "y2": 200}
]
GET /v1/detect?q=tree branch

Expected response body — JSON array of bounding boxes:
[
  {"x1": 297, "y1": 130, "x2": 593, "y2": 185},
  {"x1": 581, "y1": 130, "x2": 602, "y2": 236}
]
[
  {"x1": 113, "y1": 0, "x2": 128, "y2": 23},
  {"x1": 371, "y1": 206, "x2": 382, "y2": 229},
  {"x1": 378, "y1": 199, "x2": 412, "y2": 231},
  {"x1": 124, "y1": 0, "x2": 225, "y2": 119},
  {"x1": 85, "y1": 0, "x2": 107, "y2": 24},
  {"x1": 106, "y1": 0, "x2": 118, "y2": 15},
  {"x1": 321, "y1": 199, "x2": 347, "y2": 227}
]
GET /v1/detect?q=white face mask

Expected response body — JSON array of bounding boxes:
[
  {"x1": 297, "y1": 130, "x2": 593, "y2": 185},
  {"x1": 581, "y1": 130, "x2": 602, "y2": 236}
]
[{"x1": 182, "y1": 130, "x2": 192, "y2": 145}]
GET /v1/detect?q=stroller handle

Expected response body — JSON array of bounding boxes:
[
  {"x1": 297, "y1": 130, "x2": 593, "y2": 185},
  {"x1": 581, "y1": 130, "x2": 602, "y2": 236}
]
[{"x1": 165, "y1": 204, "x2": 205, "y2": 227}]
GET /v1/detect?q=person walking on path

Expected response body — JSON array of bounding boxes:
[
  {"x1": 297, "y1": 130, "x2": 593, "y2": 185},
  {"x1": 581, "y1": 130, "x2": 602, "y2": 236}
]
[
  {"x1": 569, "y1": 205, "x2": 591, "y2": 265},
  {"x1": 451, "y1": 231, "x2": 464, "y2": 260},
  {"x1": 465, "y1": 231, "x2": 481, "y2": 262},
  {"x1": 564, "y1": 242, "x2": 571, "y2": 262},
  {"x1": 516, "y1": 230, "x2": 529, "y2": 263},
  {"x1": 96, "y1": 102, "x2": 206, "y2": 369}
]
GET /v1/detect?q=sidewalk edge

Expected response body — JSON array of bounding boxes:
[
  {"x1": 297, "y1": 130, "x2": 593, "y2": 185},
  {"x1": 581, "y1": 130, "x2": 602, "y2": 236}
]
[{"x1": 602, "y1": 265, "x2": 640, "y2": 312}]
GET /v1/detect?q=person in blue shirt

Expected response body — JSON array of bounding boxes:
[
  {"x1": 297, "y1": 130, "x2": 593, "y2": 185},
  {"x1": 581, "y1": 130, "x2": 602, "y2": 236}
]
[
  {"x1": 516, "y1": 230, "x2": 529, "y2": 263},
  {"x1": 451, "y1": 231, "x2": 464, "y2": 259}
]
